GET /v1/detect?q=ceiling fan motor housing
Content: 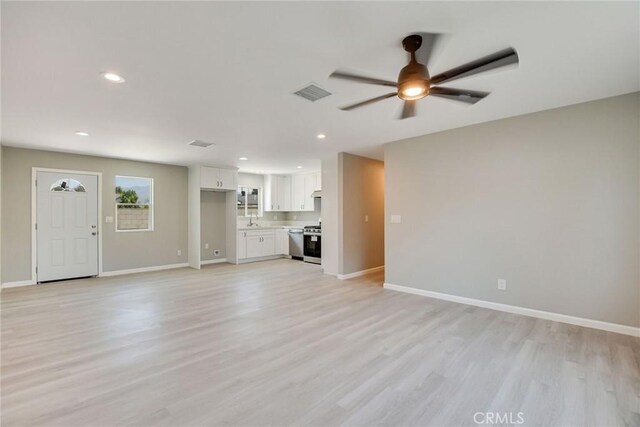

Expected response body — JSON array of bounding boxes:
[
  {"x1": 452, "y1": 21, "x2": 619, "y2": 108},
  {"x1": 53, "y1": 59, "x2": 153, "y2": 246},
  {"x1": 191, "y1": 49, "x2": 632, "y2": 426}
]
[
  {"x1": 398, "y1": 34, "x2": 430, "y2": 101},
  {"x1": 398, "y1": 61, "x2": 430, "y2": 100}
]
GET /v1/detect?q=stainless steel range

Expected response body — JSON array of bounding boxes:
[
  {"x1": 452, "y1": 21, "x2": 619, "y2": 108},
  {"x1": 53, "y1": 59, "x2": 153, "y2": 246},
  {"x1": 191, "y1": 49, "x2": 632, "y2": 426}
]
[{"x1": 303, "y1": 225, "x2": 321, "y2": 264}]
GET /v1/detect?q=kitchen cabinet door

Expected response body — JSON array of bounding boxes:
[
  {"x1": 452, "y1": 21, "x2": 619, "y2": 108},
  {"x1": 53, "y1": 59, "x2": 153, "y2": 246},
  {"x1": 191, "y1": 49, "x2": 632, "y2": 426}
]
[
  {"x1": 291, "y1": 174, "x2": 305, "y2": 211},
  {"x1": 277, "y1": 176, "x2": 291, "y2": 211},
  {"x1": 261, "y1": 234, "x2": 276, "y2": 257},
  {"x1": 280, "y1": 229, "x2": 289, "y2": 255},
  {"x1": 237, "y1": 231, "x2": 247, "y2": 259},
  {"x1": 314, "y1": 171, "x2": 321, "y2": 191},
  {"x1": 200, "y1": 166, "x2": 218, "y2": 189},
  {"x1": 303, "y1": 173, "x2": 316, "y2": 211},
  {"x1": 218, "y1": 168, "x2": 237, "y2": 190},
  {"x1": 265, "y1": 175, "x2": 277, "y2": 211},
  {"x1": 246, "y1": 235, "x2": 263, "y2": 258}
]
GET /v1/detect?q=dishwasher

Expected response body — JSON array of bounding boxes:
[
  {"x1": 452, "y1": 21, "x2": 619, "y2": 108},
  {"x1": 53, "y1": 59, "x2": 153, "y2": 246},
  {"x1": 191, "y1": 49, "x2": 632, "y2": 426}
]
[{"x1": 288, "y1": 228, "x2": 304, "y2": 260}]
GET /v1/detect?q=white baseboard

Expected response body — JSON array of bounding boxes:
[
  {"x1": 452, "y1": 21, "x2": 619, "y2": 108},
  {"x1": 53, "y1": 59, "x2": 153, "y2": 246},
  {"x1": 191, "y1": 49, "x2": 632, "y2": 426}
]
[
  {"x1": 2, "y1": 280, "x2": 37, "y2": 289},
  {"x1": 238, "y1": 255, "x2": 286, "y2": 264},
  {"x1": 383, "y1": 283, "x2": 640, "y2": 338},
  {"x1": 200, "y1": 258, "x2": 228, "y2": 265},
  {"x1": 338, "y1": 265, "x2": 384, "y2": 280},
  {"x1": 100, "y1": 262, "x2": 189, "y2": 277}
]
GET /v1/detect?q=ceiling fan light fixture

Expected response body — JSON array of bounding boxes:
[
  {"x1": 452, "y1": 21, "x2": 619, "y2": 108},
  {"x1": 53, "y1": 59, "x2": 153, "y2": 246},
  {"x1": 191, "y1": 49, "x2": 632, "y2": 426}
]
[{"x1": 399, "y1": 84, "x2": 428, "y2": 100}]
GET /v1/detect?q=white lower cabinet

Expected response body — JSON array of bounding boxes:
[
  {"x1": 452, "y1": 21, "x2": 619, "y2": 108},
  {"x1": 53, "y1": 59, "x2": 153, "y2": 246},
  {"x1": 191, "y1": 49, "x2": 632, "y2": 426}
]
[
  {"x1": 275, "y1": 229, "x2": 289, "y2": 255},
  {"x1": 239, "y1": 230, "x2": 285, "y2": 260}
]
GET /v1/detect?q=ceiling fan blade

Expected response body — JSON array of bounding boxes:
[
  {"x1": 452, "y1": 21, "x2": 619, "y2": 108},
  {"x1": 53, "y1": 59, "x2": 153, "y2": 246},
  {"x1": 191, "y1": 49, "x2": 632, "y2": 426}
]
[
  {"x1": 414, "y1": 32, "x2": 447, "y2": 68},
  {"x1": 340, "y1": 92, "x2": 397, "y2": 111},
  {"x1": 400, "y1": 100, "x2": 416, "y2": 119},
  {"x1": 330, "y1": 71, "x2": 397, "y2": 88},
  {"x1": 430, "y1": 48, "x2": 519, "y2": 85},
  {"x1": 429, "y1": 87, "x2": 489, "y2": 104}
]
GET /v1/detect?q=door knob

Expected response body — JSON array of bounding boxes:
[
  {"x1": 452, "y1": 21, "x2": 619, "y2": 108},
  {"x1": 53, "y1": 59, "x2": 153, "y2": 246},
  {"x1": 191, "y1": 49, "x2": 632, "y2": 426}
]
[
  {"x1": 91, "y1": 225, "x2": 97, "y2": 229},
  {"x1": 91, "y1": 232, "x2": 97, "y2": 236}
]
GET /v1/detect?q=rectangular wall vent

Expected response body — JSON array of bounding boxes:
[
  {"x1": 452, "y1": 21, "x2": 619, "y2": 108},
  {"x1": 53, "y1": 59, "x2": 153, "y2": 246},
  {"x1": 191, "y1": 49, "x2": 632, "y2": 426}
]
[
  {"x1": 188, "y1": 140, "x2": 215, "y2": 148},
  {"x1": 293, "y1": 84, "x2": 332, "y2": 102}
]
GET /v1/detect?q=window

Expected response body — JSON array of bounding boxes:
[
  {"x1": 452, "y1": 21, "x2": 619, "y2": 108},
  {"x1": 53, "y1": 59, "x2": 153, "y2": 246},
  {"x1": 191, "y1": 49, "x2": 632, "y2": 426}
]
[
  {"x1": 115, "y1": 176, "x2": 153, "y2": 232},
  {"x1": 237, "y1": 186, "x2": 262, "y2": 218},
  {"x1": 50, "y1": 178, "x2": 86, "y2": 192}
]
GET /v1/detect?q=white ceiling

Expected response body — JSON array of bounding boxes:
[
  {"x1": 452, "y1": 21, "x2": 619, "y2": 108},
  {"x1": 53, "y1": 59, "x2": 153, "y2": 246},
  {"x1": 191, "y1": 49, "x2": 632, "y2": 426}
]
[{"x1": 2, "y1": 1, "x2": 639, "y2": 174}]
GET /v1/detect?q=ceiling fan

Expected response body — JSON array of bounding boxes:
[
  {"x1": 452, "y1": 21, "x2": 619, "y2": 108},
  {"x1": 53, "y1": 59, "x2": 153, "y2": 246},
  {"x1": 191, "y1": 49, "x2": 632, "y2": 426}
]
[{"x1": 330, "y1": 33, "x2": 519, "y2": 119}]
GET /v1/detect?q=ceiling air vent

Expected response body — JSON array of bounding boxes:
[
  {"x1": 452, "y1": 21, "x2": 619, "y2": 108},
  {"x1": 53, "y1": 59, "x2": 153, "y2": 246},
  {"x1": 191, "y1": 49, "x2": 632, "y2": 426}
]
[
  {"x1": 293, "y1": 84, "x2": 331, "y2": 102},
  {"x1": 188, "y1": 140, "x2": 215, "y2": 148}
]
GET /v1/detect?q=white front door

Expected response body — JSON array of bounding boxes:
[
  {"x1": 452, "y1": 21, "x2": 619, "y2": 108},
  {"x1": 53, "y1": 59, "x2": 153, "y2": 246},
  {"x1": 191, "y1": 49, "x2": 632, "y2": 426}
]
[{"x1": 37, "y1": 171, "x2": 99, "y2": 282}]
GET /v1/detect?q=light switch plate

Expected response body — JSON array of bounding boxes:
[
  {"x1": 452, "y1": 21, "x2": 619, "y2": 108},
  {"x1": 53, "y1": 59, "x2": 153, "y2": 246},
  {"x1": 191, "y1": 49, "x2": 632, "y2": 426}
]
[
  {"x1": 498, "y1": 279, "x2": 507, "y2": 291},
  {"x1": 391, "y1": 215, "x2": 401, "y2": 224},
  {"x1": 365, "y1": 215, "x2": 369, "y2": 223},
  {"x1": 105, "y1": 216, "x2": 114, "y2": 223}
]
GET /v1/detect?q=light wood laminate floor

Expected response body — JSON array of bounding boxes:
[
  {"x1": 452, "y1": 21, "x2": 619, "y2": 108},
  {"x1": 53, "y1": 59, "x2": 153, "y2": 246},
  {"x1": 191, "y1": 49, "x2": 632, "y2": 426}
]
[{"x1": 2, "y1": 259, "x2": 639, "y2": 426}]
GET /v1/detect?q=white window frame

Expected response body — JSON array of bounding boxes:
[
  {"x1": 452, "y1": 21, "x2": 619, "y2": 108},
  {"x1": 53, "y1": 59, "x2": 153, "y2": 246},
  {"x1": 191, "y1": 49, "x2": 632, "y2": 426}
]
[
  {"x1": 115, "y1": 175, "x2": 154, "y2": 233},
  {"x1": 237, "y1": 185, "x2": 263, "y2": 218}
]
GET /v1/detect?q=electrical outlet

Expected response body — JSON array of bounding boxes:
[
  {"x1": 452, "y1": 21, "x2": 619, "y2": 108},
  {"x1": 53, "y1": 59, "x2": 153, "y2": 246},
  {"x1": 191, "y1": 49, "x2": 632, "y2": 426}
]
[
  {"x1": 498, "y1": 279, "x2": 507, "y2": 291},
  {"x1": 177, "y1": 249, "x2": 182, "y2": 256},
  {"x1": 273, "y1": 214, "x2": 278, "y2": 220},
  {"x1": 365, "y1": 215, "x2": 369, "y2": 222},
  {"x1": 205, "y1": 243, "x2": 209, "y2": 249},
  {"x1": 214, "y1": 249, "x2": 221, "y2": 256},
  {"x1": 391, "y1": 215, "x2": 401, "y2": 224},
  {"x1": 293, "y1": 215, "x2": 297, "y2": 220}
]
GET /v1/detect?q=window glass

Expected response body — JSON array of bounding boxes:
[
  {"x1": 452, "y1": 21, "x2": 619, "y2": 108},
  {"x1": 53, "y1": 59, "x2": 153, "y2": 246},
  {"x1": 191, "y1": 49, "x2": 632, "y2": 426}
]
[
  {"x1": 50, "y1": 178, "x2": 86, "y2": 192},
  {"x1": 237, "y1": 186, "x2": 262, "y2": 217},
  {"x1": 115, "y1": 176, "x2": 153, "y2": 232}
]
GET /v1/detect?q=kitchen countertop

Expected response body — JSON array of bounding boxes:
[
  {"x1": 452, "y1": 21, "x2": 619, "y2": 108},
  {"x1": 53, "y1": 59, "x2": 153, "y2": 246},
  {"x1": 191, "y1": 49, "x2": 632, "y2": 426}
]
[{"x1": 237, "y1": 225, "x2": 305, "y2": 231}]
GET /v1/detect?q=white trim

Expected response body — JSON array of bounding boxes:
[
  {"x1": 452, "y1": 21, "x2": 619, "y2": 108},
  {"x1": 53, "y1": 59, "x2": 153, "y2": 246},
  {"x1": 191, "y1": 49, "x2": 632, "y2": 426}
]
[
  {"x1": 100, "y1": 263, "x2": 189, "y2": 277},
  {"x1": 237, "y1": 255, "x2": 285, "y2": 264},
  {"x1": 383, "y1": 283, "x2": 640, "y2": 338},
  {"x1": 338, "y1": 265, "x2": 384, "y2": 280},
  {"x1": 2, "y1": 280, "x2": 37, "y2": 289},
  {"x1": 32, "y1": 168, "x2": 103, "y2": 284},
  {"x1": 200, "y1": 258, "x2": 228, "y2": 265}
]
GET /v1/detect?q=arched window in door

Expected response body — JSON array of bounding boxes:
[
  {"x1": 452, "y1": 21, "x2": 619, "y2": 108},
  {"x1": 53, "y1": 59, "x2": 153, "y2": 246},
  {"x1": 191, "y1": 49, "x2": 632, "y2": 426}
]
[{"x1": 49, "y1": 178, "x2": 86, "y2": 192}]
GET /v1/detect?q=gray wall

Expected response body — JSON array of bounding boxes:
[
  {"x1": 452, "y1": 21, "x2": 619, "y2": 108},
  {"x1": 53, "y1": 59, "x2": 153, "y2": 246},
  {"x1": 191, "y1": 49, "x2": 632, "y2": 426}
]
[
  {"x1": 321, "y1": 155, "x2": 339, "y2": 275},
  {"x1": 385, "y1": 92, "x2": 640, "y2": 327},
  {"x1": 1, "y1": 146, "x2": 188, "y2": 282},
  {"x1": 340, "y1": 153, "x2": 385, "y2": 275},
  {"x1": 200, "y1": 190, "x2": 227, "y2": 261},
  {"x1": 321, "y1": 153, "x2": 385, "y2": 276}
]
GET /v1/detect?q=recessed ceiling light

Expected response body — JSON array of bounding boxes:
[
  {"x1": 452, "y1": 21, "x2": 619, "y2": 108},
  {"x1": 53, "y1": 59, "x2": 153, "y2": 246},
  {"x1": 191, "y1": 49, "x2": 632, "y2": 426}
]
[
  {"x1": 317, "y1": 134, "x2": 326, "y2": 139},
  {"x1": 102, "y1": 72, "x2": 125, "y2": 83},
  {"x1": 239, "y1": 157, "x2": 248, "y2": 161},
  {"x1": 74, "y1": 131, "x2": 89, "y2": 136},
  {"x1": 297, "y1": 166, "x2": 303, "y2": 169}
]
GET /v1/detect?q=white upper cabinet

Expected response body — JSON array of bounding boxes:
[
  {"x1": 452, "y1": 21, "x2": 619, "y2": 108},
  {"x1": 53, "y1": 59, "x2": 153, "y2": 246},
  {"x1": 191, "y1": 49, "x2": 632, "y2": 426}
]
[
  {"x1": 291, "y1": 174, "x2": 305, "y2": 211},
  {"x1": 291, "y1": 172, "x2": 320, "y2": 211},
  {"x1": 302, "y1": 173, "x2": 315, "y2": 212},
  {"x1": 265, "y1": 175, "x2": 291, "y2": 211},
  {"x1": 266, "y1": 171, "x2": 320, "y2": 212},
  {"x1": 200, "y1": 166, "x2": 238, "y2": 191}
]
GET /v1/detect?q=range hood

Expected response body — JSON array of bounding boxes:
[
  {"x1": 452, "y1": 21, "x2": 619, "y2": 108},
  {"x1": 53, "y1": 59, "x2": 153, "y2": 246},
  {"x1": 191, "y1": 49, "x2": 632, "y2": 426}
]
[{"x1": 311, "y1": 190, "x2": 322, "y2": 198}]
